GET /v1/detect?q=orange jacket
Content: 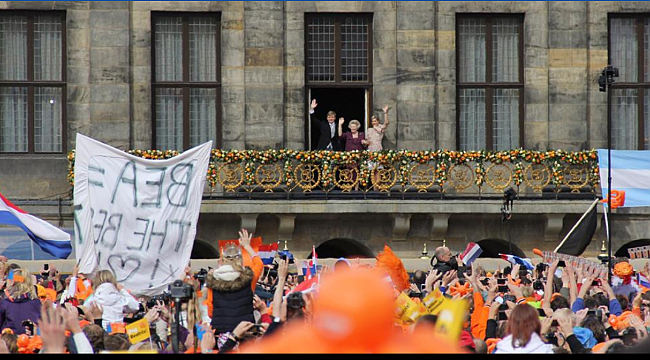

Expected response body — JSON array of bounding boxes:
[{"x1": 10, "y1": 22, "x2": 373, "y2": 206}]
[{"x1": 470, "y1": 291, "x2": 489, "y2": 340}]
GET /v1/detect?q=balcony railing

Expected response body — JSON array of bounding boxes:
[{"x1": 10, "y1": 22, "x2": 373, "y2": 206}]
[{"x1": 67, "y1": 149, "x2": 600, "y2": 200}]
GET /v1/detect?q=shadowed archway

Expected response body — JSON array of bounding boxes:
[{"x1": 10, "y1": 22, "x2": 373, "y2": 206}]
[
  {"x1": 476, "y1": 239, "x2": 527, "y2": 258},
  {"x1": 615, "y1": 239, "x2": 650, "y2": 258},
  {"x1": 191, "y1": 240, "x2": 219, "y2": 259},
  {"x1": 310, "y1": 238, "x2": 375, "y2": 259}
]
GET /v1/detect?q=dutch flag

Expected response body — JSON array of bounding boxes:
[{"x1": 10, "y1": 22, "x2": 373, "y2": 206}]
[
  {"x1": 499, "y1": 253, "x2": 535, "y2": 271},
  {"x1": 258, "y1": 242, "x2": 279, "y2": 265},
  {"x1": 460, "y1": 242, "x2": 483, "y2": 266},
  {"x1": 0, "y1": 191, "x2": 71, "y2": 259},
  {"x1": 637, "y1": 273, "x2": 650, "y2": 289}
]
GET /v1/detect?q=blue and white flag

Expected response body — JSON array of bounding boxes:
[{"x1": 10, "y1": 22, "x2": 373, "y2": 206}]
[{"x1": 597, "y1": 149, "x2": 650, "y2": 207}]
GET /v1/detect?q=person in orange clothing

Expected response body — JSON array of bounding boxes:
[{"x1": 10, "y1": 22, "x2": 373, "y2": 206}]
[
  {"x1": 240, "y1": 268, "x2": 466, "y2": 354},
  {"x1": 205, "y1": 229, "x2": 263, "y2": 335}
]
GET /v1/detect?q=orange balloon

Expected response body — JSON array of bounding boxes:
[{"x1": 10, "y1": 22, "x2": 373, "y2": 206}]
[{"x1": 240, "y1": 269, "x2": 466, "y2": 353}]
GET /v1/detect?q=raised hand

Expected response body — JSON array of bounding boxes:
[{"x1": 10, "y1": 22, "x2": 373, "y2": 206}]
[
  {"x1": 253, "y1": 295, "x2": 267, "y2": 313},
  {"x1": 382, "y1": 105, "x2": 390, "y2": 113},
  {"x1": 38, "y1": 302, "x2": 67, "y2": 353},
  {"x1": 278, "y1": 258, "x2": 289, "y2": 282},
  {"x1": 339, "y1": 117, "x2": 345, "y2": 126},
  {"x1": 238, "y1": 229, "x2": 253, "y2": 249},
  {"x1": 200, "y1": 324, "x2": 216, "y2": 354},
  {"x1": 442, "y1": 270, "x2": 458, "y2": 288},
  {"x1": 310, "y1": 99, "x2": 317, "y2": 110},
  {"x1": 63, "y1": 303, "x2": 82, "y2": 334}
]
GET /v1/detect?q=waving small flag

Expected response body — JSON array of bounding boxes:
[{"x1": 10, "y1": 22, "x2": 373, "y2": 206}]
[
  {"x1": 287, "y1": 275, "x2": 319, "y2": 295},
  {"x1": 460, "y1": 242, "x2": 483, "y2": 266},
  {"x1": 499, "y1": 253, "x2": 534, "y2": 271},
  {"x1": 637, "y1": 273, "x2": 650, "y2": 289},
  {"x1": 0, "y1": 191, "x2": 71, "y2": 259},
  {"x1": 258, "y1": 242, "x2": 279, "y2": 265}
]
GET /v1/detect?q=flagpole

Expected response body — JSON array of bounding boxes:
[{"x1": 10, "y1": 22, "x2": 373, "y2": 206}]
[{"x1": 553, "y1": 198, "x2": 600, "y2": 253}]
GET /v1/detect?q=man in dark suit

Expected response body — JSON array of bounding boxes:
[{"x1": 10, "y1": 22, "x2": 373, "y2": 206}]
[{"x1": 309, "y1": 99, "x2": 342, "y2": 151}]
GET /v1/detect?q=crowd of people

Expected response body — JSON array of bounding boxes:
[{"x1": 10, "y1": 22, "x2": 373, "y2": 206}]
[{"x1": 0, "y1": 229, "x2": 649, "y2": 353}]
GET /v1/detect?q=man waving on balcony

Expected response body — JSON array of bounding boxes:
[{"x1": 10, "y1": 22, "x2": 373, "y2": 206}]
[{"x1": 309, "y1": 99, "x2": 342, "y2": 151}]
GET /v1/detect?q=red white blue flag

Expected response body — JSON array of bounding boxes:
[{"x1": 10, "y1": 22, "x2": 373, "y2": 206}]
[
  {"x1": 499, "y1": 253, "x2": 534, "y2": 271},
  {"x1": 460, "y1": 242, "x2": 483, "y2": 266},
  {"x1": 0, "y1": 191, "x2": 71, "y2": 259},
  {"x1": 258, "y1": 242, "x2": 279, "y2": 265}
]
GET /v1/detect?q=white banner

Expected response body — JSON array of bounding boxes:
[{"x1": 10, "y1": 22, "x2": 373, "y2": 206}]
[{"x1": 73, "y1": 134, "x2": 211, "y2": 296}]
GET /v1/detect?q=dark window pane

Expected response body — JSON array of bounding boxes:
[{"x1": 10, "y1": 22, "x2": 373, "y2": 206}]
[
  {"x1": 34, "y1": 15, "x2": 63, "y2": 81},
  {"x1": 307, "y1": 17, "x2": 335, "y2": 82},
  {"x1": 341, "y1": 16, "x2": 368, "y2": 82},
  {"x1": 34, "y1": 87, "x2": 62, "y2": 152},
  {"x1": 0, "y1": 15, "x2": 28, "y2": 81},
  {"x1": 458, "y1": 18, "x2": 486, "y2": 83},
  {"x1": 0, "y1": 87, "x2": 28, "y2": 152},
  {"x1": 493, "y1": 88, "x2": 519, "y2": 150},
  {"x1": 610, "y1": 18, "x2": 638, "y2": 83},
  {"x1": 611, "y1": 88, "x2": 638, "y2": 150},
  {"x1": 155, "y1": 16, "x2": 183, "y2": 82},
  {"x1": 155, "y1": 88, "x2": 184, "y2": 151},
  {"x1": 190, "y1": 88, "x2": 216, "y2": 147},
  {"x1": 189, "y1": 16, "x2": 217, "y2": 82},
  {"x1": 459, "y1": 88, "x2": 486, "y2": 150},
  {"x1": 492, "y1": 18, "x2": 519, "y2": 83}
]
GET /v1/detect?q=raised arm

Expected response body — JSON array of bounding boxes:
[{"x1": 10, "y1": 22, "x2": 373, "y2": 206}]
[
  {"x1": 382, "y1": 105, "x2": 390, "y2": 128},
  {"x1": 309, "y1": 99, "x2": 320, "y2": 128},
  {"x1": 338, "y1": 117, "x2": 344, "y2": 137}
]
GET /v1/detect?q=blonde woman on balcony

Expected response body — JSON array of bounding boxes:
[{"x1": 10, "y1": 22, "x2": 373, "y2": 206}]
[{"x1": 366, "y1": 105, "x2": 390, "y2": 191}]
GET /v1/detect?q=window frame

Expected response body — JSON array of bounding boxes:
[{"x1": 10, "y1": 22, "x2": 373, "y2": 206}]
[
  {"x1": 304, "y1": 13, "x2": 374, "y2": 88},
  {"x1": 151, "y1": 11, "x2": 222, "y2": 151},
  {"x1": 607, "y1": 13, "x2": 650, "y2": 150},
  {"x1": 455, "y1": 13, "x2": 525, "y2": 151},
  {"x1": 0, "y1": 10, "x2": 67, "y2": 154}
]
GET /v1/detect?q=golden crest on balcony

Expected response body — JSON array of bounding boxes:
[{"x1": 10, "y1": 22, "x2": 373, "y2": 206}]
[
  {"x1": 409, "y1": 164, "x2": 436, "y2": 193},
  {"x1": 563, "y1": 164, "x2": 589, "y2": 193},
  {"x1": 485, "y1": 164, "x2": 512, "y2": 191},
  {"x1": 333, "y1": 166, "x2": 359, "y2": 192},
  {"x1": 524, "y1": 163, "x2": 551, "y2": 192},
  {"x1": 293, "y1": 163, "x2": 321, "y2": 192},
  {"x1": 448, "y1": 164, "x2": 474, "y2": 192},
  {"x1": 255, "y1": 164, "x2": 283, "y2": 192},
  {"x1": 372, "y1": 164, "x2": 397, "y2": 192},
  {"x1": 217, "y1": 163, "x2": 244, "y2": 192}
]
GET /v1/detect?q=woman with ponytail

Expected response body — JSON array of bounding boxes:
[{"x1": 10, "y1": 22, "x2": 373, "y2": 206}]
[{"x1": 0, "y1": 268, "x2": 41, "y2": 334}]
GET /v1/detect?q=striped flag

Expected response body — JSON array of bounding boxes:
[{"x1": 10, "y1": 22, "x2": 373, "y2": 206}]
[
  {"x1": 598, "y1": 149, "x2": 650, "y2": 207},
  {"x1": 499, "y1": 253, "x2": 534, "y2": 271},
  {"x1": 258, "y1": 242, "x2": 279, "y2": 265},
  {"x1": 637, "y1": 273, "x2": 650, "y2": 289},
  {"x1": 460, "y1": 242, "x2": 483, "y2": 266},
  {"x1": 287, "y1": 275, "x2": 319, "y2": 295},
  {"x1": 0, "y1": 191, "x2": 71, "y2": 259}
]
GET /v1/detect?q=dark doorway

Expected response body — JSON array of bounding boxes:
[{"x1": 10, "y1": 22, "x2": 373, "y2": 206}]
[
  {"x1": 310, "y1": 238, "x2": 375, "y2": 259},
  {"x1": 476, "y1": 239, "x2": 527, "y2": 258},
  {"x1": 308, "y1": 87, "x2": 368, "y2": 150},
  {"x1": 191, "y1": 240, "x2": 218, "y2": 259},
  {"x1": 615, "y1": 239, "x2": 650, "y2": 258}
]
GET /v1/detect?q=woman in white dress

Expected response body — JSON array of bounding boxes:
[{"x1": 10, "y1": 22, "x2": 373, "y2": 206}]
[{"x1": 365, "y1": 105, "x2": 390, "y2": 191}]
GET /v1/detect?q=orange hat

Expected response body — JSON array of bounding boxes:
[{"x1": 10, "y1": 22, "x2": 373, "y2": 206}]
[{"x1": 614, "y1": 262, "x2": 634, "y2": 278}]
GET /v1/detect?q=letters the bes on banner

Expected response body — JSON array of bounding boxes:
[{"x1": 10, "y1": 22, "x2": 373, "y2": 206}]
[{"x1": 73, "y1": 134, "x2": 212, "y2": 296}]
